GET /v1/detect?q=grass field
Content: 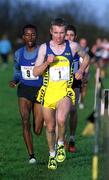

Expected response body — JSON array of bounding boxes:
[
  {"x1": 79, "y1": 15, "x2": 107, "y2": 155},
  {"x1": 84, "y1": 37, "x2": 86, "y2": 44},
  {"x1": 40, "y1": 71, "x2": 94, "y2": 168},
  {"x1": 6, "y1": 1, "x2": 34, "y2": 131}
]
[{"x1": 0, "y1": 61, "x2": 108, "y2": 180}]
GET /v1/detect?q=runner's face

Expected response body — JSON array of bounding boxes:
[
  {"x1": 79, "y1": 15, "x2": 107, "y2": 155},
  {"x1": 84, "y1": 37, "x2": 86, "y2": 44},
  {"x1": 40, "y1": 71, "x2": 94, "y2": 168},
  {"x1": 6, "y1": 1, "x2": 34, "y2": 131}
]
[
  {"x1": 50, "y1": 25, "x2": 66, "y2": 45},
  {"x1": 23, "y1": 28, "x2": 36, "y2": 48},
  {"x1": 65, "y1": 30, "x2": 76, "y2": 42},
  {"x1": 79, "y1": 39, "x2": 87, "y2": 48}
]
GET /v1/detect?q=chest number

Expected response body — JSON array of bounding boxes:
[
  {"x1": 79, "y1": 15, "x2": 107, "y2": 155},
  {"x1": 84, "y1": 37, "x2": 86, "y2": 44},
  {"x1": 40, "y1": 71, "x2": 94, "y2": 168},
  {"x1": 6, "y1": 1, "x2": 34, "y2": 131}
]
[
  {"x1": 59, "y1": 71, "x2": 61, "y2": 79},
  {"x1": 27, "y1": 70, "x2": 30, "y2": 77}
]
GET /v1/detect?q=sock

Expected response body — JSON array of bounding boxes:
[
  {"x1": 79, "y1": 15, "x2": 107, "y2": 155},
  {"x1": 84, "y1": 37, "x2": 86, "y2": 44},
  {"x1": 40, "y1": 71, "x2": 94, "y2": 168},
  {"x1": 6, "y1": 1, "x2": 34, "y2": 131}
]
[
  {"x1": 58, "y1": 140, "x2": 64, "y2": 146},
  {"x1": 49, "y1": 151, "x2": 55, "y2": 157}
]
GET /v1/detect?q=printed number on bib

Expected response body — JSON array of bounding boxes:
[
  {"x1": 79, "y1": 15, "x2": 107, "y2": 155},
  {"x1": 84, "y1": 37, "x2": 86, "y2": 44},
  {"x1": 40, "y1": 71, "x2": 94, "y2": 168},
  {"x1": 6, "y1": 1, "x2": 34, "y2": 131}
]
[
  {"x1": 21, "y1": 66, "x2": 39, "y2": 80},
  {"x1": 49, "y1": 66, "x2": 70, "y2": 81}
]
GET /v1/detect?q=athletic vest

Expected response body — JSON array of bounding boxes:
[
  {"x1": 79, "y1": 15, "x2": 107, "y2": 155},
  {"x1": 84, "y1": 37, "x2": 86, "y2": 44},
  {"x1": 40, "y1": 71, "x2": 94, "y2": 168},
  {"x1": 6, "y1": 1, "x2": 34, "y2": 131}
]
[
  {"x1": 72, "y1": 53, "x2": 82, "y2": 89},
  {"x1": 45, "y1": 40, "x2": 74, "y2": 87},
  {"x1": 37, "y1": 41, "x2": 77, "y2": 105},
  {"x1": 73, "y1": 52, "x2": 80, "y2": 74},
  {"x1": 19, "y1": 47, "x2": 42, "y2": 87},
  {"x1": 46, "y1": 40, "x2": 73, "y2": 65}
]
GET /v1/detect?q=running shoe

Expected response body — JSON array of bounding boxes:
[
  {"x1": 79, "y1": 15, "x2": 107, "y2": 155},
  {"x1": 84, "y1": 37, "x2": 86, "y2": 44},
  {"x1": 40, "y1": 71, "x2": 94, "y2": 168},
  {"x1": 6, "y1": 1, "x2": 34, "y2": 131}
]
[
  {"x1": 56, "y1": 145, "x2": 66, "y2": 162},
  {"x1": 68, "y1": 141, "x2": 76, "y2": 153},
  {"x1": 29, "y1": 154, "x2": 36, "y2": 164},
  {"x1": 48, "y1": 156, "x2": 57, "y2": 170},
  {"x1": 29, "y1": 157, "x2": 36, "y2": 164}
]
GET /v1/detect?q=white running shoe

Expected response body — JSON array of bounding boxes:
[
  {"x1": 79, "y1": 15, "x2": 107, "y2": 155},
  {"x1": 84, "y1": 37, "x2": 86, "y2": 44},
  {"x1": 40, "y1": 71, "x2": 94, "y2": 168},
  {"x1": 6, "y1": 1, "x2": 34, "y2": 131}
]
[{"x1": 29, "y1": 157, "x2": 36, "y2": 164}]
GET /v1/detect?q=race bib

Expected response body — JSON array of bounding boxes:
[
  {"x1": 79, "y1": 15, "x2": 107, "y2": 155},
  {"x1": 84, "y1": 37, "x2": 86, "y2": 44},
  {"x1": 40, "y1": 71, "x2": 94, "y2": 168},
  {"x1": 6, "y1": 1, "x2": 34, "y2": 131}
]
[
  {"x1": 49, "y1": 66, "x2": 70, "y2": 81},
  {"x1": 21, "y1": 66, "x2": 39, "y2": 80}
]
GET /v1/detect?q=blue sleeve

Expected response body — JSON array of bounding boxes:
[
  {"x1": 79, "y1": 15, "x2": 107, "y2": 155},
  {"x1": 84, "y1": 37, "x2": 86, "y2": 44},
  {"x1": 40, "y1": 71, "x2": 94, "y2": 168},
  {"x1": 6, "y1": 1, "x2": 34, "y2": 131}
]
[{"x1": 13, "y1": 50, "x2": 21, "y2": 83}]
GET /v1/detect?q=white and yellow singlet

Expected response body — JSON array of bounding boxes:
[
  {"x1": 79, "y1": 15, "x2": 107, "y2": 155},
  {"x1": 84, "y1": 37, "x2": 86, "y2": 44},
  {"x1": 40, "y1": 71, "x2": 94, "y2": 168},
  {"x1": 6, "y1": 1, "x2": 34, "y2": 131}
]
[{"x1": 37, "y1": 55, "x2": 75, "y2": 109}]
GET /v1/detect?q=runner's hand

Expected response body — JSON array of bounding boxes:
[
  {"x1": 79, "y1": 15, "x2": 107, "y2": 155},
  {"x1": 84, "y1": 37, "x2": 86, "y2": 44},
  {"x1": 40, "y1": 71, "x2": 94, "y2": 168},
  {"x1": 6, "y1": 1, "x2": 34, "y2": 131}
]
[
  {"x1": 47, "y1": 54, "x2": 55, "y2": 64},
  {"x1": 9, "y1": 80, "x2": 17, "y2": 88},
  {"x1": 75, "y1": 69, "x2": 83, "y2": 80}
]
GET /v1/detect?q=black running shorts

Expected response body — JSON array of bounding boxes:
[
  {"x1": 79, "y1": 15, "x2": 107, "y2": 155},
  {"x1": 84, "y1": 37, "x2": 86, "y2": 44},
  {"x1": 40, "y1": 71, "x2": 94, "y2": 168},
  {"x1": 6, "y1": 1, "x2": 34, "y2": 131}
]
[{"x1": 17, "y1": 83, "x2": 41, "y2": 103}]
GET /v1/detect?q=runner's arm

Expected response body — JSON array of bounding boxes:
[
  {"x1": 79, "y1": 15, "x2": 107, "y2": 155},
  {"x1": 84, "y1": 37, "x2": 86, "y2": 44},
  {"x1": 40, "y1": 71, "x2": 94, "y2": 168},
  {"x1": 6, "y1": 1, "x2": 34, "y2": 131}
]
[
  {"x1": 9, "y1": 51, "x2": 21, "y2": 87},
  {"x1": 13, "y1": 51, "x2": 21, "y2": 83},
  {"x1": 77, "y1": 50, "x2": 90, "y2": 74},
  {"x1": 70, "y1": 42, "x2": 90, "y2": 80},
  {"x1": 33, "y1": 44, "x2": 54, "y2": 76}
]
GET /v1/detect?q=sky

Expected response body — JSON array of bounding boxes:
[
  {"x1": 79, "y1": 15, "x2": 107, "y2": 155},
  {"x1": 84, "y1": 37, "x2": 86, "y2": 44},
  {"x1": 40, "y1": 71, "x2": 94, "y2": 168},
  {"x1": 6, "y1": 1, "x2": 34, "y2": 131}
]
[
  {"x1": 18, "y1": 0, "x2": 109, "y2": 28},
  {"x1": 27, "y1": 0, "x2": 108, "y2": 11}
]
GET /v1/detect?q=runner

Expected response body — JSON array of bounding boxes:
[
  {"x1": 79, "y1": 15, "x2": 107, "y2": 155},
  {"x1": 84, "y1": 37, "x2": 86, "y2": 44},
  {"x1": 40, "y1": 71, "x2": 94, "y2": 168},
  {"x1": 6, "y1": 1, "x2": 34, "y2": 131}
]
[
  {"x1": 33, "y1": 18, "x2": 89, "y2": 169},
  {"x1": 9, "y1": 24, "x2": 43, "y2": 164}
]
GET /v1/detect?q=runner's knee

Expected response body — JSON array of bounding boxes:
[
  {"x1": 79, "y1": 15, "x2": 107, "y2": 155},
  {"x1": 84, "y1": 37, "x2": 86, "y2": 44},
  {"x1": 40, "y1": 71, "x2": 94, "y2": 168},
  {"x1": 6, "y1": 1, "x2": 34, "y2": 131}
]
[
  {"x1": 57, "y1": 118, "x2": 65, "y2": 127},
  {"x1": 34, "y1": 126, "x2": 42, "y2": 135},
  {"x1": 47, "y1": 125, "x2": 55, "y2": 133},
  {"x1": 57, "y1": 114, "x2": 66, "y2": 126},
  {"x1": 21, "y1": 112, "x2": 30, "y2": 129}
]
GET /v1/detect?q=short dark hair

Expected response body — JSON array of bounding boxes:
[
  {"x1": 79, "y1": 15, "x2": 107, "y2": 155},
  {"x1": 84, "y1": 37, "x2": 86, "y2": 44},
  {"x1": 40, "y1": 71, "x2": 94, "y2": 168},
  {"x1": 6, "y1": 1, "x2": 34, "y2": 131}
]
[
  {"x1": 50, "y1": 17, "x2": 67, "y2": 28},
  {"x1": 22, "y1": 24, "x2": 37, "y2": 35},
  {"x1": 66, "y1": 24, "x2": 77, "y2": 36}
]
